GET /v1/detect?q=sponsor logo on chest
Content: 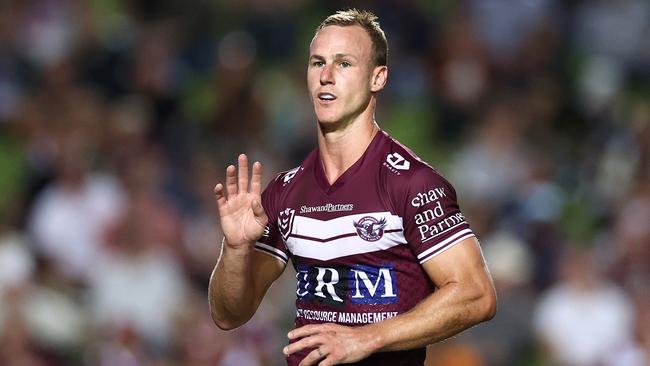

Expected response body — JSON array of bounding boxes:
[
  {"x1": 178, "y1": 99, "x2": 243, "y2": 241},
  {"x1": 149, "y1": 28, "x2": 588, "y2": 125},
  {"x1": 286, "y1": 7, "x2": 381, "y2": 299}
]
[
  {"x1": 299, "y1": 203, "x2": 354, "y2": 214},
  {"x1": 296, "y1": 263, "x2": 398, "y2": 307}
]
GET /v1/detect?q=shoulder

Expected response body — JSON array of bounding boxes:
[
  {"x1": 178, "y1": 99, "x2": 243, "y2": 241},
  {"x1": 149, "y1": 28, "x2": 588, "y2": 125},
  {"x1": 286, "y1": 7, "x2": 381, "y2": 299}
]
[
  {"x1": 380, "y1": 132, "x2": 454, "y2": 190},
  {"x1": 263, "y1": 166, "x2": 303, "y2": 204},
  {"x1": 262, "y1": 150, "x2": 316, "y2": 210},
  {"x1": 378, "y1": 133, "x2": 458, "y2": 212},
  {"x1": 271, "y1": 165, "x2": 302, "y2": 188}
]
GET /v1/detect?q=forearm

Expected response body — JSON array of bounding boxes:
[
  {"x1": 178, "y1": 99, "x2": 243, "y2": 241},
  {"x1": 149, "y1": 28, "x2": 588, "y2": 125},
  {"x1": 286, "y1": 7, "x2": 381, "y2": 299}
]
[
  {"x1": 208, "y1": 239, "x2": 258, "y2": 330},
  {"x1": 365, "y1": 280, "x2": 496, "y2": 352}
]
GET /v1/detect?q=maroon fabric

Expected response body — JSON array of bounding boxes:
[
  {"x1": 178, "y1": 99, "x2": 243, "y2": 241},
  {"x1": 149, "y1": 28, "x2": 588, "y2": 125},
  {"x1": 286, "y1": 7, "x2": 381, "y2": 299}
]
[{"x1": 256, "y1": 131, "x2": 474, "y2": 366}]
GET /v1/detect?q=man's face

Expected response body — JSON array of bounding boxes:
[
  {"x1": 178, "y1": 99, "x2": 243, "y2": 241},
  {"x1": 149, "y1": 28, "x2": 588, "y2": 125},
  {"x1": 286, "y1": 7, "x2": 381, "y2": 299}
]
[{"x1": 308, "y1": 25, "x2": 383, "y2": 126}]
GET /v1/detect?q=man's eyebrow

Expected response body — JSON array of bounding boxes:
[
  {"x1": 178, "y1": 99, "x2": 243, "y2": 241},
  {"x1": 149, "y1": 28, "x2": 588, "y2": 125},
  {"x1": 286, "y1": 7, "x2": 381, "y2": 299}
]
[
  {"x1": 308, "y1": 53, "x2": 359, "y2": 60},
  {"x1": 334, "y1": 53, "x2": 357, "y2": 60}
]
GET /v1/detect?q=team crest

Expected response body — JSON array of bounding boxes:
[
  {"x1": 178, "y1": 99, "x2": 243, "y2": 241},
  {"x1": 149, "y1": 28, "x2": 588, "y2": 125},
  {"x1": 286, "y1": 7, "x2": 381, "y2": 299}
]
[
  {"x1": 353, "y1": 216, "x2": 388, "y2": 242},
  {"x1": 278, "y1": 208, "x2": 296, "y2": 240}
]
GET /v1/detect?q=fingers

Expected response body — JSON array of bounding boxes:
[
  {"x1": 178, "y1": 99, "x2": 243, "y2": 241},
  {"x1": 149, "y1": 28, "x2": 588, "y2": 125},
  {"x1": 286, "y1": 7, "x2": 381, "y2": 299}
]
[
  {"x1": 222, "y1": 155, "x2": 261, "y2": 200},
  {"x1": 299, "y1": 347, "x2": 327, "y2": 366},
  {"x1": 251, "y1": 161, "x2": 263, "y2": 195},
  {"x1": 288, "y1": 324, "x2": 327, "y2": 340},
  {"x1": 225, "y1": 164, "x2": 237, "y2": 196},
  {"x1": 317, "y1": 359, "x2": 333, "y2": 366},
  {"x1": 251, "y1": 199, "x2": 267, "y2": 224},
  {"x1": 237, "y1": 154, "x2": 249, "y2": 193},
  {"x1": 213, "y1": 183, "x2": 227, "y2": 210},
  {"x1": 284, "y1": 334, "x2": 324, "y2": 356}
]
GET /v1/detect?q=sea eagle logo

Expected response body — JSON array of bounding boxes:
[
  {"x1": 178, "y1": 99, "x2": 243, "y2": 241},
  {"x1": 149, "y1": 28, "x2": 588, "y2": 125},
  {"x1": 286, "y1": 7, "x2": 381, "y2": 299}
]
[{"x1": 353, "y1": 216, "x2": 388, "y2": 242}]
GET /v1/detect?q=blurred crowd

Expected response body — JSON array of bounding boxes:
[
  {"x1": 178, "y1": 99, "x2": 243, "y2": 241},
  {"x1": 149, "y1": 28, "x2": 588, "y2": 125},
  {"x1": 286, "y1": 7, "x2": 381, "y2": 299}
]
[{"x1": 0, "y1": 0, "x2": 649, "y2": 365}]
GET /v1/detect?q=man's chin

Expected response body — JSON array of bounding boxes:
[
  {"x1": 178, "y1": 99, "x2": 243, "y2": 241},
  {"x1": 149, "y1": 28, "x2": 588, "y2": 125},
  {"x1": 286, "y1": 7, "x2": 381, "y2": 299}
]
[
  {"x1": 315, "y1": 113, "x2": 341, "y2": 126},
  {"x1": 317, "y1": 117, "x2": 346, "y2": 133}
]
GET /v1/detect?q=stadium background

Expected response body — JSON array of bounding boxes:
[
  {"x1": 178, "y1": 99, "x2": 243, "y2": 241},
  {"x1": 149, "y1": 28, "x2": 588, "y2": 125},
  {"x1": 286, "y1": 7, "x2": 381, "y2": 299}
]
[{"x1": 0, "y1": 0, "x2": 649, "y2": 365}]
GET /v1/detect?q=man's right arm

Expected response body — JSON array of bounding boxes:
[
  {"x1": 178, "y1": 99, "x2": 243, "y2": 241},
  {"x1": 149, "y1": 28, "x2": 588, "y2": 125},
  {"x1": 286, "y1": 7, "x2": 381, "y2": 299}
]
[
  {"x1": 209, "y1": 240, "x2": 285, "y2": 330},
  {"x1": 208, "y1": 154, "x2": 286, "y2": 330}
]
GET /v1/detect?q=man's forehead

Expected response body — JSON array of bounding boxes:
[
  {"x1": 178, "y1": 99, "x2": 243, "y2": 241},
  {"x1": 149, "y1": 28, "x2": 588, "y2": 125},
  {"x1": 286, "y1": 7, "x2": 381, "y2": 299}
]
[{"x1": 309, "y1": 25, "x2": 372, "y2": 57}]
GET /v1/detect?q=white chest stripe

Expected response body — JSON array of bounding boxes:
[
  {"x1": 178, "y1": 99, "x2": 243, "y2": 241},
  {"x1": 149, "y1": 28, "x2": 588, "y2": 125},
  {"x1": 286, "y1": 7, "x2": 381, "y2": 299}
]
[
  {"x1": 290, "y1": 212, "x2": 403, "y2": 239},
  {"x1": 284, "y1": 212, "x2": 407, "y2": 260}
]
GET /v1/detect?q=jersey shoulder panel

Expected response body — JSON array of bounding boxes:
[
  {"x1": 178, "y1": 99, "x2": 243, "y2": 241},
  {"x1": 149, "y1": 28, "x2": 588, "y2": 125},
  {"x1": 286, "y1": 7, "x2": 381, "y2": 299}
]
[
  {"x1": 379, "y1": 134, "x2": 452, "y2": 212},
  {"x1": 379, "y1": 133, "x2": 475, "y2": 263}
]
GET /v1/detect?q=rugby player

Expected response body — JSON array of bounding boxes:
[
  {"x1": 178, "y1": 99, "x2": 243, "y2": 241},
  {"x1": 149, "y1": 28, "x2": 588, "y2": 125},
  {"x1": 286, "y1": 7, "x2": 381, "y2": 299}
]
[{"x1": 209, "y1": 9, "x2": 496, "y2": 366}]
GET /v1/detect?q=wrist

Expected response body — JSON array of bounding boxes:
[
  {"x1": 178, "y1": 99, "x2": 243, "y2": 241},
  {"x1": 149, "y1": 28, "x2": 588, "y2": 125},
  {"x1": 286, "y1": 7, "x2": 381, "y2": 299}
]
[
  {"x1": 360, "y1": 323, "x2": 387, "y2": 355},
  {"x1": 222, "y1": 237, "x2": 255, "y2": 252}
]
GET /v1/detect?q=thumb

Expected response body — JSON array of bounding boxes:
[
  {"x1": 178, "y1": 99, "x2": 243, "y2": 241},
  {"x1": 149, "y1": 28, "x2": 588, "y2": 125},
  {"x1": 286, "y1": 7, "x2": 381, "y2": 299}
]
[{"x1": 251, "y1": 199, "x2": 267, "y2": 220}]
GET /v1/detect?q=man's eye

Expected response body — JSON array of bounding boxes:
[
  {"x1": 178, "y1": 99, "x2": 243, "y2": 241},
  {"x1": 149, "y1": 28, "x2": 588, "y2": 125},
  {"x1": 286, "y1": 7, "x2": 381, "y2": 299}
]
[
  {"x1": 340, "y1": 61, "x2": 351, "y2": 68},
  {"x1": 312, "y1": 61, "x2": 324, "y2": 67}
]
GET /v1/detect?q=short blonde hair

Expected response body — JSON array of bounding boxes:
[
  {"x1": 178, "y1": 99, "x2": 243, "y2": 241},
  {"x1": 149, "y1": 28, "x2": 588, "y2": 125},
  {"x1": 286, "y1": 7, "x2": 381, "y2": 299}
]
[{"x1": 316, "y1": 9, "x2": 388, "y2": 67}]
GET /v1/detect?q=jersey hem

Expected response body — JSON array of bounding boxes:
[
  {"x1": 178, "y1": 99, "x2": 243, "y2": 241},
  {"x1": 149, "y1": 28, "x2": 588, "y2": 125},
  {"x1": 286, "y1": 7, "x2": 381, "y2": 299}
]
[
  {"x1": 254, "y1": 242, "x2": 288, "y2": 264},
  {"x1": 418, "y1": 232, "x2": 475, "y2": 264}
]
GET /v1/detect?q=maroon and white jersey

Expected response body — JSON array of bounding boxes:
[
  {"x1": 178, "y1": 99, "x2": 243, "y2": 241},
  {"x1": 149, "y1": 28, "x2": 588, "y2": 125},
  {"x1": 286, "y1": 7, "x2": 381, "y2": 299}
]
[{"x1": 256, "y1": 131, "x2": 475, "y2": 365}]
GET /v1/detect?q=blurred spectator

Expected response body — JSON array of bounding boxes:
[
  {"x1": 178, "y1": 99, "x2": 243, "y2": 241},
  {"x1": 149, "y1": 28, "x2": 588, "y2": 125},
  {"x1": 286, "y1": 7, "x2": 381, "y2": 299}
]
[
  {"x1": 0, "y1": 228, "x2": 34, "y2": 296},
  {"x1": 468, "y1": 0, "x2": 558, "y2": 67},
  {"x1": 89, "y1": 147, "x2": 187, "y2": 351},
  {"x1": 27, "y1": 134, "x2": 125, "y2": 283},
  {"x1": 449, "y1": 95, "x2": 531, "y2": 214},
  {"x1": 533, "y1": 247, "x2": 635, "y2": 366},
  {"x1": 0, "y1": 296, "x2": 49, "y2": 366},
  {"x1": 572, "y1": 0, "x2": 649, "y2": 64}
]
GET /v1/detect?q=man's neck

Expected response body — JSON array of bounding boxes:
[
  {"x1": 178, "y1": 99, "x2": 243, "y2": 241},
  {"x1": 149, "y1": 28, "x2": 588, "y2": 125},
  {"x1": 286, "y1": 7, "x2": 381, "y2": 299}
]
[{"x1": 317, "y1": 115, "x2": 379, "y2": 185}]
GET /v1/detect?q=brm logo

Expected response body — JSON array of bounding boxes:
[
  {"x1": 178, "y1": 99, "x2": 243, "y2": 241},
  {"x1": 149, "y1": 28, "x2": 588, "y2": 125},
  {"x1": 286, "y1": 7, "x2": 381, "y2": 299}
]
[
  {"x1": 350, "y1": 264, "x2": 397, "y2": 305},
  {"x1": 296, "y1": 266, "x2": 348, "y2": 307},
  {"x1": 296, "y1": 264, "x2": 398, "y2": 307}
]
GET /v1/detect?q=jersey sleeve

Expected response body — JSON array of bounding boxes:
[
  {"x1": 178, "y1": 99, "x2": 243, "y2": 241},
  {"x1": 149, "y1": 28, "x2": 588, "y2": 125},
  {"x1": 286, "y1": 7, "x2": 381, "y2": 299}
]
[
  {"x1": 254, "y1": 180, "x2": 290, "y2": 265},
  {"x1": 398, "y1": 168, "x2": 475, "y2": 264}
]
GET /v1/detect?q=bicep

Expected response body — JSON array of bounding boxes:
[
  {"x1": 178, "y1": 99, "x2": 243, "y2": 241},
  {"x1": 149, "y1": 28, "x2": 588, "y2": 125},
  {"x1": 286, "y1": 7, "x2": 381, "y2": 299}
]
[{"x1": 421, "y1": 237, "x2": 492, "y2": 292}]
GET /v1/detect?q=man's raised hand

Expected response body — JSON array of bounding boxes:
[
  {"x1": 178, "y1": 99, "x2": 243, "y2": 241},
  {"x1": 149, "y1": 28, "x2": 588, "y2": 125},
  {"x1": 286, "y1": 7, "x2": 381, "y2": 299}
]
[{"x1": 214, "y1": 154, "x2": 268, "y2": 247}]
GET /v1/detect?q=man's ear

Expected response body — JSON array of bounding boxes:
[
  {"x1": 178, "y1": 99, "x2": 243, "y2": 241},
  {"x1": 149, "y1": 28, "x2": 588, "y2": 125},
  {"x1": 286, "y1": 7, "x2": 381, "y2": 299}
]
[{"x1": 370, "y1": 65, "x2": 388, "y2": 92}]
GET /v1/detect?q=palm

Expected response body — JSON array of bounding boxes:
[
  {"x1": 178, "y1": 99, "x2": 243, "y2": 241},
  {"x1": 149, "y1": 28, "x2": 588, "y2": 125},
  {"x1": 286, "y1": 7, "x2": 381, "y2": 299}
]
[
  {"x1": 214, "y1": 155, "x2": 268, "y2": 247},
  {"x1": 219, "y1": 191, "x2": 266, "y2": 244}
]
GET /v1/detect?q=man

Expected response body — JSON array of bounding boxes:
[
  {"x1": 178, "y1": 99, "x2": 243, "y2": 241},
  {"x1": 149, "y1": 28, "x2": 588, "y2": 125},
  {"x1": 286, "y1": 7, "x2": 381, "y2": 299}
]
[{"x1": 209, "y1": 9, "x2": 496, "y2": 366}]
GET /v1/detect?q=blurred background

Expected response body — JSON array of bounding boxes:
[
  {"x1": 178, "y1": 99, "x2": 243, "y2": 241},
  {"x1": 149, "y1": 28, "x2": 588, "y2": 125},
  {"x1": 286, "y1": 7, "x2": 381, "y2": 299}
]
[{"x1": 0, "y1": 0, "x2": 649, "y2": 365}]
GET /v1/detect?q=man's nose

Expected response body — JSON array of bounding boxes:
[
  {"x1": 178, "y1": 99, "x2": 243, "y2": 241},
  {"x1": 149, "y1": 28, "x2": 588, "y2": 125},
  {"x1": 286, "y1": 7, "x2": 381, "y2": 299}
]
[{"x1": 320, "y1": 65, "x2": 334, "y2": 85}]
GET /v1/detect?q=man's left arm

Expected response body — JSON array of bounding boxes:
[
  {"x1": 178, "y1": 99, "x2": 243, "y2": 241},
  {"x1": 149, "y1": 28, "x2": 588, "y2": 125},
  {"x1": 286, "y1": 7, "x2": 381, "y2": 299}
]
[{"x1": 284, "y1": 236, "x2": 496, "y2": 365}]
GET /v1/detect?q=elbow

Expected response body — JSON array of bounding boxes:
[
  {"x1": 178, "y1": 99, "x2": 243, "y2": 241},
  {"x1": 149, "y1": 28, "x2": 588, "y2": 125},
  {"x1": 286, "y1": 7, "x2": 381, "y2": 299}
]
[
  {"x1": 476, "y1": 284, "x2": 497, "y2": 323},
  {"x1": 208, "y1": 293, "x2": 251, "y2": 331},
  {"x1": 459, "y1": 279, "x2": 496, "y2": 326},
  {"x1": 209, "y1": 306, "x2": 247, "y2": 331},
  {"x1": 213, "y1": 319, "x2": 239, "y2": 331},
  {"x1": 211, "y1": 312, "x2": 244, "y2": 331}
]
